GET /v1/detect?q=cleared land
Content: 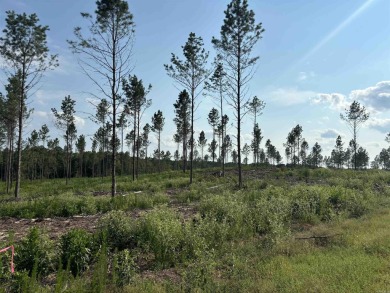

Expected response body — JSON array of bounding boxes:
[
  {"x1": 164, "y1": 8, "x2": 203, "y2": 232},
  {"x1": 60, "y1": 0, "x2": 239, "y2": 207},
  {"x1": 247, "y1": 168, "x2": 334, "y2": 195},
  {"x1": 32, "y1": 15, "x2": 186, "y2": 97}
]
[{"x1": 0, "y1": 167, "x2": 390, "y2": 292}]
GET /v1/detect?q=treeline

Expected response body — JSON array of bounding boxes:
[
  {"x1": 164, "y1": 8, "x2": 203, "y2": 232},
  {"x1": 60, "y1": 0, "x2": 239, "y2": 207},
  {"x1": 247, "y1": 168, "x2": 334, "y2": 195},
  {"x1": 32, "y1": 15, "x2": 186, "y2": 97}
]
[
  {"x1": 1, "y1": 114, "x2": 385, "y2": 191},
  {"x1": 0, "y1": 143, "x2": 223, "y2": 184},
  {"x1": 0, "y1": 0, "x2": 388, "y2": 197},
  {"x1": 1, "y1": 79, "x2": 389, "y2": 194}
]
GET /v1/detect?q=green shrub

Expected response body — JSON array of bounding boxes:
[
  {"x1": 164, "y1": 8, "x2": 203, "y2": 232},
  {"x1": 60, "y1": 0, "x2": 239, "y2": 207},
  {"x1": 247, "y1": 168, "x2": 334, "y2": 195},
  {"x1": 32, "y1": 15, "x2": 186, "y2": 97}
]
[
  {"x1": 190, "y1": 216, "x2": 230, "y2": 249},
  {"x1": 91, "y1": 245, "x2": 108, "y2": 293},
  {"x1": 138, "y1": 208, "x2": 185, "y2": 267},
  {"x1": 263, "y1": 197, "x2": 291, "y2": 244},
  {"x1": 60, "y1": 229, "x2": 93, "y2": 276},
  {"x1": 97, "y1": 210, "x2": 136, "y2": 250},
  {"x1": 16, "y1": 227, "x2": 55, "y2": 277},
  {"x1": 247, "y1": 190, "x2": 291, "y2": 234},
  {"x1": 327, "y1": 187, "x2": 371, "y2": 218},
  {"x1": 182, "y1": 257, "x2": 217, "y2": 292},
  {"x1": 345, "y1": 192, "x2": 372, "y2": 218},
  {"x1": 290, "y1": 187, "x2": 330, "y2": 223},
  {"x1": 200, "y1": 194, "x2": 249, "y2": 238},
  {"x1": 112, "y1": 249, "x2": 136, "y2": 287},
  {"x1": 0, "y1": 242, "x2": 14, "y2": 281}
]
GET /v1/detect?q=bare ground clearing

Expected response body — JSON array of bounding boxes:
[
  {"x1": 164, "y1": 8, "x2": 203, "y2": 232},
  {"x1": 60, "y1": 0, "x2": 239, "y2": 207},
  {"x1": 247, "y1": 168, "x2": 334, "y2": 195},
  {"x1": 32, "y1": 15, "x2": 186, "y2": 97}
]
[
  {"x1": 0, "y1": 167, "x2": 321, "y2": 242},
  {"x1": 0, "y1": 192, "x2": 198, "y2": 242}
]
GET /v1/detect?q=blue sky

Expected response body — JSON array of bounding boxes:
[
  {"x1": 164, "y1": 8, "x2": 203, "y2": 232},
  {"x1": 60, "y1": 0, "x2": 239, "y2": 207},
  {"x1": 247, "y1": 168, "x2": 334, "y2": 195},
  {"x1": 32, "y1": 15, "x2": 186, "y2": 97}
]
[{"x1": 1, "y1": 0, "x2": 389, "y2": 162}]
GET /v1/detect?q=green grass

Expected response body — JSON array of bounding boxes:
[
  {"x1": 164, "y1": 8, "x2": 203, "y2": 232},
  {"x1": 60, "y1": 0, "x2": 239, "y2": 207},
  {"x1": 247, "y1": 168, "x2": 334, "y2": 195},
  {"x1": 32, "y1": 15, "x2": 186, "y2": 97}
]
[
  {"x1": 1, "y1": 167, "x2": 390, "y2": 292},
  {"x1": 210, "y1": 206, "x2": 390, "y2": 293}
]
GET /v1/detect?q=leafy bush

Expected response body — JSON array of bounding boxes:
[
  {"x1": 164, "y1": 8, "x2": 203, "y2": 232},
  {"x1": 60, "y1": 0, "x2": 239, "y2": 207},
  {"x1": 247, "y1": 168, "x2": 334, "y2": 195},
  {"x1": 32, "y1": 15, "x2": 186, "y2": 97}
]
[
  {"x1": 200, "y1": 194, "x2": 249, "y2": 238},
  {"x1": 345, "y1": 191, "x2": 372, "y2": 218},
  {"x1": 60, "y1": 228, "x2": 93, "y2": 276},
  {"x1": 138, "y1": 208, "x2": 185, "y2": 267},
  {"x1": 0, "y1": 243, "x2": 15, "y2": 282},
  {"x1": 253, "y1": 195, "x2": 292, "y2": 246},
  {"x1": 97, "y1": 210, "x2": 136, "y2": 250},
  {"x1": 190, "y1": 216, "x2": 230, "y2": 250},
  {"x1": 0, "y1": 192, "x2": 166, "y2": 219},
  {"x1": 290, "y1": 187, "x2": 331, "y2": 222},
  {"x1": 182, "y1": 257, "x2": 217, "y2": 292},
  {"x1": 16, "y1": 227, "x2": 55, "y2": 277},
  {"x1": 112, "y1": 249, "x2": 136, "y2": 287}
]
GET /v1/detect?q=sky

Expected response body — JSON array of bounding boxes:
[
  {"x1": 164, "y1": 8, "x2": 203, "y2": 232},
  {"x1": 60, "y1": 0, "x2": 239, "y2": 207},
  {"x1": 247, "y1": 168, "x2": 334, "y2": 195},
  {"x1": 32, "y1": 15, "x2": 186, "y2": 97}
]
[{"x1": 0, "y1": 0, "x2": 389, "y2": 163}]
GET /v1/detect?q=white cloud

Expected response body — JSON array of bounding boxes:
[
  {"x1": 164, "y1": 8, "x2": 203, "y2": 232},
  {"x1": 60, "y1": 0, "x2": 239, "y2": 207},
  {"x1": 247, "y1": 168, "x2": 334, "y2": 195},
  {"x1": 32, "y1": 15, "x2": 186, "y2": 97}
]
[
  {"x1": 366, "y1": 141, "x2": 380, "y2": 148},
  {"x1": 312, "y1": 81, "x2": 390, "y2": 114},
  {"x1": 350, "y1": 81, "x2": 390, "y2": 112},
  {"x1": 35, "y1": 111, "x2": 49, "y2": 118},
  {"x1": 34, "y1": 89, "x2": 71, "y2": 105},
  {"x1": 74, "y1": 115, "x2": 85, "y2": 128},
  {"x1": 367, "y1": 117, "x2": 390, "y2": 133},
  {"x1": 311, "y1": 93, "x2": 349, "y2": 111},
  {"x1": 320, "y1": 129, "x2": 340, "y2": 139},
  {"x1": 0, "y1": 56, "x2": 8, "y2": 70},
  {"x1": 85, "y1": 97, "x2": 102, "y2": 108},
  {"x1": 242, "y1": 133, "x2": 253, "y2": 143},
  {"x1": 52, "y1": 54, "x2": 79, "y2": 76},
  {"x1": 310, "y1": 129, "x2": 347, "y2": 153},
  {"x1": 160, "y1": 134, "x2": 177, "y2": 149},
  {"x1": 268, "y1": 88, "x2": 317, "y2": 106}
]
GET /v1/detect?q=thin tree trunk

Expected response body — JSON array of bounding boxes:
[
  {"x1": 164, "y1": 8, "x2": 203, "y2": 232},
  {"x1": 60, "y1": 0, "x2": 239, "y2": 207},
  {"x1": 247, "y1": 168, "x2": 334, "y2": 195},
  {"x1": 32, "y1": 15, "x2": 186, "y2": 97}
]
[
  {"x1": 112, "y1": 100, "x2": 116, "y2": 196},
  {"x1": 79, "y1": 154, "x2": 82, "y2": 177},
  {"x1": 190, "y1": 89, "x2": 194, "y2": 184},
  {"x1": 237, "y1": 34, "x2": 242, "y2": 189},
  {"x1": 111, "y1": 25, "x2": 118, "y2": 197},
  {"x1": 14, "y1": 70, "x2": 25, "y2": 199},
  {"x1": 132, "y1": 113, "x2": 136, "y2": 181},
  {"x1": 183, "y1": 136, "x2": 187, "y2": 172},
  {"x1": 66, "y1": 141, "x2": 69, "y2": 185},
  {"x1": 10, "y1": 135, "x2": 14, "y2": 188},
  {"x1": 121, "y1": 127, "x2": 124, "y2": 176},
  {"x1": 221, "y1": 92, "x2": 225, "y2": 176},
  {"x1": 145, "y1": 147, "x2": 148, "y2": 174},
  {"x1": 158, "y1": 130, "x2": 161, "y2": 172},
  {"x1": 6, "y1": 136, "x2": 12, "y2": 193},
  {"x1": 102, "y1": 119, "x2": 105, "y2": 179},
  {"x1": 201, "y1": 147, "x2": 204, "y2": 169},
  {"x1": 69, "y1": 148, "x2": 72, "y2": 182},
  {"x1": 354, "y1": 123, "x2": 357, "y2": 170},
  {"x1": 136, "y1": 112, "x2": 140, "y2": 179}
]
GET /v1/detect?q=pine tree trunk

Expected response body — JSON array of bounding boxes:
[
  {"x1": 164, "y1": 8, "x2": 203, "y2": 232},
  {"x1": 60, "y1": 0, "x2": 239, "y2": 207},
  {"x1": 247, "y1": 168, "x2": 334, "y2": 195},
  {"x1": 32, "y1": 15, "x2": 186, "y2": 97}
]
[
  {"x1": 132, "y1": 114, "x2": 136, "y2": 181},
  {"x1": 112, "y1": 103, "x2": 116, "y2": 197},
  {"x1": 136, "y1": 112, "x2": 140, "y2": 179},
  {"x1": 158, "y1": 130, "x2": 161, "y2": 172},
  {"x1": 14, "y1": 72, "x2": 25, "y2": 199},
  {"x1": 111, "y1": 41, "x2": 117, "y2": 197},
  {"x1": 237, "y1": 35, "x2": 242, "y2": 189},
  {"x1": 190, "y1": 89, "x2": 194, "y2": 184},
  {"x1": 221, "y1": 94, "x2": 225, "y2": 176},
  {"x1": 183, "y1": 136, "x2": 186, "y2": 173}
]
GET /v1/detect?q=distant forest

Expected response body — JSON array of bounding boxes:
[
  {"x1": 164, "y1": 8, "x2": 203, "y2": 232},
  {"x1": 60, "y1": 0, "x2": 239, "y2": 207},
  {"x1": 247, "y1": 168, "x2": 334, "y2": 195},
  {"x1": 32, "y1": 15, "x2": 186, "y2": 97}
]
[{"x1": 1, "y1": 0, "x2": 389, "y2": 197}]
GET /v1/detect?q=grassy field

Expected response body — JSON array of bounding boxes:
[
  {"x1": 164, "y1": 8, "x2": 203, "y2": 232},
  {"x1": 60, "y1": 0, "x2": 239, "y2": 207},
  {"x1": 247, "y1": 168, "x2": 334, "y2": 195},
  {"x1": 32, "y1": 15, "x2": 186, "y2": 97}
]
[{"x1": 0, "y1": 166, "x2": 390, "y2": 292}]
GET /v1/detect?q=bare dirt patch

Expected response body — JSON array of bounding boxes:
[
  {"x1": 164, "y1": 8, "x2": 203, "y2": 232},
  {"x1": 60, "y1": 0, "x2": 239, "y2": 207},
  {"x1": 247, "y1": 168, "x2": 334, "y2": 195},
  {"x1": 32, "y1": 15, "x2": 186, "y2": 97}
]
[
  {"x1": 141, "y1": 268, "x2": 181, "y2": 284},
  {"x1": 0, "y1": 215, "x2": 101, "y2": 242},
  {"x1": 0, "y1": 208, "x2": 149, "y2": 242}
]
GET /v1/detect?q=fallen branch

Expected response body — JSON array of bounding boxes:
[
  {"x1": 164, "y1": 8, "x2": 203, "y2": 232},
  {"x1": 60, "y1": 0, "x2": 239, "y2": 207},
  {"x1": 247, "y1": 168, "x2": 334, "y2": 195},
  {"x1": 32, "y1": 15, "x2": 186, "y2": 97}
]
[
  {"x1": 295, "y1": 233, "x2": 341, "y2": 240},
  {"x1": 207, "y1": 185, "x2": 223, "y2": 190}
]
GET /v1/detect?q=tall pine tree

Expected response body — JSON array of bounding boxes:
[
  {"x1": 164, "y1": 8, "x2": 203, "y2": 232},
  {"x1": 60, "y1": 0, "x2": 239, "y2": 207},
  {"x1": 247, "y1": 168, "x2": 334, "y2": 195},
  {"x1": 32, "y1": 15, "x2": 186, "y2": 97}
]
[{"x1": 213, "y1": 0, "x2": 265, "y2": 188}]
